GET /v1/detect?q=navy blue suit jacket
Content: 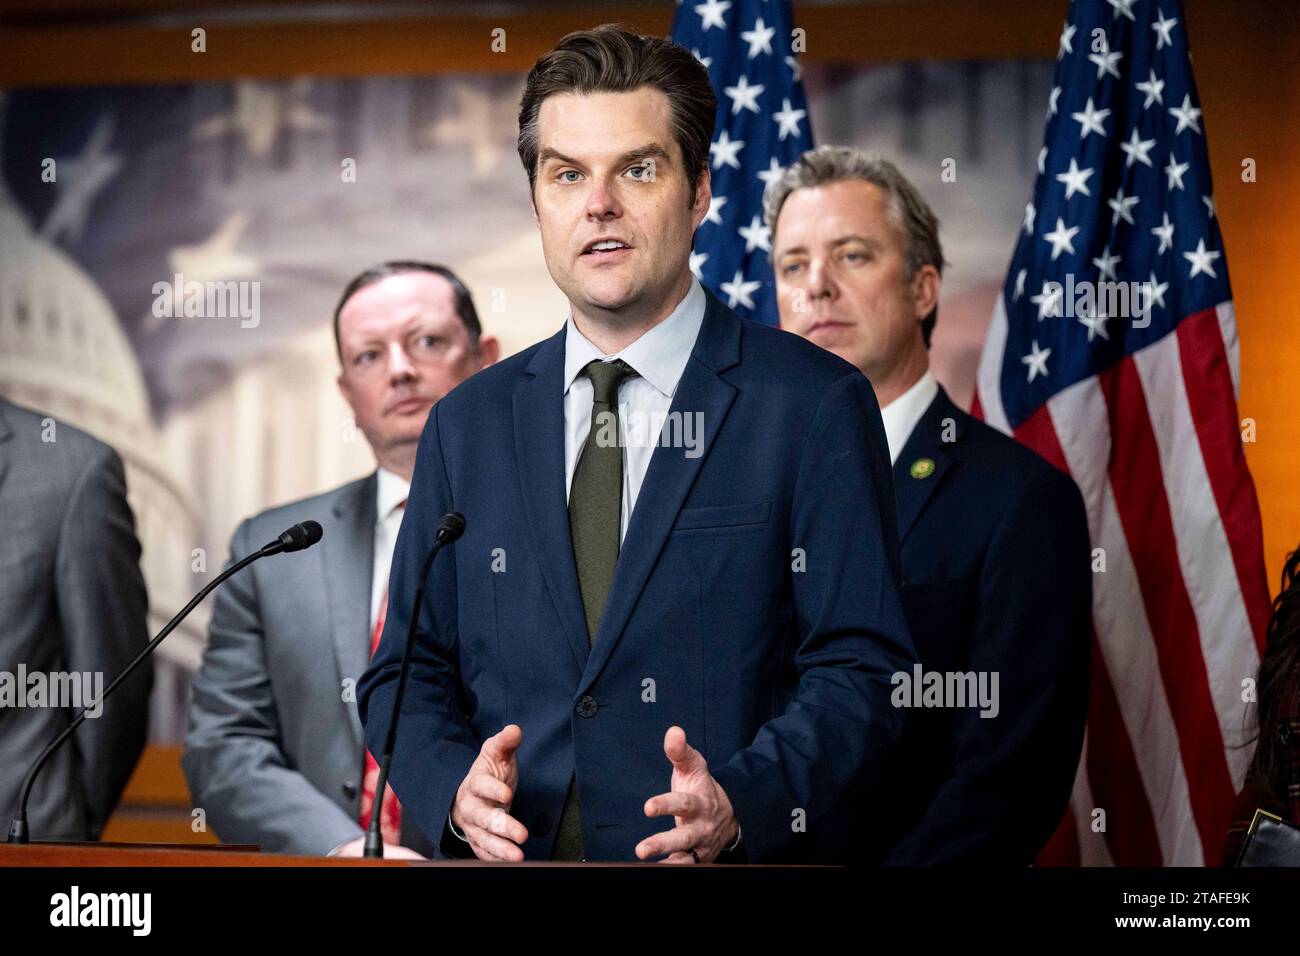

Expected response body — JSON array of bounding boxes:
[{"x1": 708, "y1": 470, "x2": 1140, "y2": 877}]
[
  {"x1": 883, "y1": 385, "x2": 1091, "y2": 865},
  {"x1": 358, "y1": 291, "x2": 916, "y2": 863}
]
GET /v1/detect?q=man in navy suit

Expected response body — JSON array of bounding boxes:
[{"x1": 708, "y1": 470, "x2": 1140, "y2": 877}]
[
  {"x1": 770, "y1": 146, "x2": 1091, "y2": 864},
  {"x1": 357, "y1": 27, "x2": 915, "y2": 864}
]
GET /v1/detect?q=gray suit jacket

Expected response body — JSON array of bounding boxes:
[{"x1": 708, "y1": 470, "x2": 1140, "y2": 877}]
[
  {"x1": 0, "y1": 398, "x2": 152, "y2": 840},
  {"x1": 183, "y1": 472, "x2": 434, "y2": 856}
]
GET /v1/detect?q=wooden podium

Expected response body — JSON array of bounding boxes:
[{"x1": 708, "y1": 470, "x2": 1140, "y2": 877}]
[
  {"x1": 0, "y1": 843, "x2": 421, "y2": 866},
  {"x1": 0, "y1": 843, "x2": 655, "y2": 866}
]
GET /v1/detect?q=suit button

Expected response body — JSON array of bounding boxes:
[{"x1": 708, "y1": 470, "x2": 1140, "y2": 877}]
[
  {"x1": 532, "y1": 814, "x2": 551, "y2": 836},
  {"x1": 575, "y1": 695, "x2": 599, "y2": 718},
  {"x1": 342, "y1": 780, "x2": 358, "y2": 799},
  {"x1": 1281, "y1": 722, "x2": 1295, "y2": 745}
]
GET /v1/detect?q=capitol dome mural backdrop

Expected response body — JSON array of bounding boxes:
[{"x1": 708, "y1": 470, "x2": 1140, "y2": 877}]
[{"x1": 0, "y1": 64, "x2": 1049, "y2": 740}]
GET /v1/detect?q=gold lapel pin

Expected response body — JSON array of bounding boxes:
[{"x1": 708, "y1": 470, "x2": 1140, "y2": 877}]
[{"x1": 909, "y1": 458, "x2": 936, "y2": 480}]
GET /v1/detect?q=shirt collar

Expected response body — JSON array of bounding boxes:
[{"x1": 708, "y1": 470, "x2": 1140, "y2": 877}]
[
  {"x1": 375, "y1": 467, "x2": 411, "y2": 524},
  {"x1": 880, "y1": 369, "x2": 939, "y2": 465},
  {"x1": 563, "y1": 278, "x2": 706, "y2": 399}
]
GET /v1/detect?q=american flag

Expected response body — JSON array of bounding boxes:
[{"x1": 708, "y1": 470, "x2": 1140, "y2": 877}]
[
  {"x1": 973, "y1": 0, "x2": 1272, "y2": 865},
  {"x1": 671, "y1": 0, "x2": 812, "y2": 325}
]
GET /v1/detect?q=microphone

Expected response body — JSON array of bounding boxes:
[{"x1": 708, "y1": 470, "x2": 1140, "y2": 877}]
[
  {"x1": 266, "y1": 520, "x2": 323, "y2": 555},
  {"x1": 7, "y1": 521, "x2": 325, "y2": 845},
  {"x1": 364, "y1": 511, "x2": 465, "y2": 858}
]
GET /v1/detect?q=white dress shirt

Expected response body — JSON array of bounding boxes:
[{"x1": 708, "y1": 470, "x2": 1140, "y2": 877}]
[
  {"x1": 370, "y1": 467, "x2": 411, "y2": 635},
  {"x1": 879, "y1": 369, "x2": 939, "y2": 465},
  {"x1": 447, "y1": 281, "x2": 710, "y2": 852},
  {"x1": 562, "y1": 278, "x2": 706, "y2": 541},
  {"x1": 327, "y1": 467, "x2": 411, "y2": 856}
]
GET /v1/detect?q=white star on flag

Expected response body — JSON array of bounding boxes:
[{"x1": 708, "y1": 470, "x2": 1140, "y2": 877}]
[
  {"x1": 695, "y1": 0, "x2": 731, "y2": 31},
  {"x1": 1072, "y1": 97, "x2": 1111, "y2": 140},
  {"x1": 1058, "y1": 22, "x2": 1076, "y2": 59},
  {"x1": 704, "y1": 192, "x2": 728, "y2": 225},
  {"x1": 1043, "y1": 216, "x2": 1080, "y2": 260},
  {"x1": 756, "y1": 157, "x2": 784, "y2": 188},
  {"x1": 1183, "y1": 238, "x2": 1221, "y2": 279},
  {"x1": 1169, "y1": 93, "x2": 1203, "y2": 135},
  {"x1": 1013, "y1": 268, "x2": 1028, "y2": 301},
  {"x1": 1152, "y1": 8, "x2": 1179, "y2": 49},
  {"x1": 738, "y1": 214, "x2": 772, "y2": 253},
  {"x1": 1136, "y1": 70, "x2": 1165, "y2": 109},
  {"x1": 1021, "y1": 340, "x2": 1052, "y2": 381},
  {"x1": 1056, "y1": 158, "x2": 1094, "y2": 199},
  {"x1": 1092, "y1": 245, "x2": 1121, "y2": 281},
  {"x1": 1089, "y1": 39, "x2": 1123, "y2": 80},
  {"x1": 1109, "y1": 187, "x2": 1140, "y2": 225},
  {"x1": 1164, "y1": 155, "x2": 1190, "y2": 191},
  {"x1": 721, "y1": 269, "x2": 760, "y2": 309},
  {"x1": 1120, "y1": 127, "x2": 1157, "y2": 167},
  {"x1": 709, "y1": 130, "x2": 745, "y2": 169},
  {"x1": 689, "y1": 250, "x2": 709, "y2": 279},
  {"x1": 1152, "y1": 212, "x2": 1176, "y2": 254},
  {"x1": 772, "y1": 98, "x2": 807, "y2": 140},
  {"x1": 724, "y1": 74, "x2": 765, "y2": 114},
  {"x1": 740, "y1": 17, "x2": 775, "y2": 58},
  {"x1": 1145, "y1": 270, "x2": 1169, "y2": 310},
  {"x1": 1107, "y1": 0, "x2": 1137, "y2": 22},
  {"x1": 1079, "y1": 310, "x2": 1111, "y2": 341},
  {"x1": 1031, "y1": 281, "x2": 1064, "y2": 320}
]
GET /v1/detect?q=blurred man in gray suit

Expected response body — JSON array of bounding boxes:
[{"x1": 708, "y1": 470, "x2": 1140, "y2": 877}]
[
  {"x1": 183, "y1": 261, "x2": 498, "y2": 856},
  {"x1": 0, "y1": 397, "x2": 152, "y2": 841}
]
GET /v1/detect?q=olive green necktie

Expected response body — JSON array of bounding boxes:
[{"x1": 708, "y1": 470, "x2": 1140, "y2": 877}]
[
  {"x1": 569, "y1": 358, "x2": 639, "y2": 642},
  {"x1": 553, "y1": 357, "x2": 638, "y2": 861}
]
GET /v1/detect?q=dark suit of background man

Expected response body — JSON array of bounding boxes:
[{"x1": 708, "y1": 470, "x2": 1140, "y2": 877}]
[
  {"x1": 358, "y1": 26, "x2": 916, "y2": 865},
  {"x1": 183, "y1": 262, "x2": 499, "y2": 857},
  {"x1": 772, "y1": 146, "x2": 1092, "y2": 865},
  {"x1": 0, "y1": 396, "x2": 152, "y2": 841}
]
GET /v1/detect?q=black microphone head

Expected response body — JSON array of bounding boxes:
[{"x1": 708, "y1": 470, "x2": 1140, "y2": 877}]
[
  {"x1": 279, "y1": 520, "x2": 324, "y2": 553},
  {"x1": 436, "y1": 512, "x2": 466, "y2": 543}
]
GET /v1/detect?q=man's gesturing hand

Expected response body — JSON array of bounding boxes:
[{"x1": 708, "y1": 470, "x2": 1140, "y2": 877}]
[
  {"x1": 451, "y1": 724, "x2": 530, "y2": 861},
  {"x1": 637, "y1": 726, "x2": 738, "y2": 863}
]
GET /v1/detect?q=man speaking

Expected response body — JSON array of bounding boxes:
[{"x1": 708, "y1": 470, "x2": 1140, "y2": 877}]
[{"x1": 358, "y1": 25, "x2": 915, "y2": 864}]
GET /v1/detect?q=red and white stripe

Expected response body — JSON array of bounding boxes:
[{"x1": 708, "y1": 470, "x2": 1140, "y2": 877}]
[{"x1": 974, "y1": 294, "x2": 1270, "y2": 866}]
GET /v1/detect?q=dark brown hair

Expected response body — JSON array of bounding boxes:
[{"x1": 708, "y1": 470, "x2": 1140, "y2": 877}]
[
  {"x1": 1248, "y1": 546, "x2": 1300, "y2": 806},
  {"x1": 517, "y1": 24, "x2": 717, "y2": 206}
]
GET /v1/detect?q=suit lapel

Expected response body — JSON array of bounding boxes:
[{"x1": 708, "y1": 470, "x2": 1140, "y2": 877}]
[
  {"x1": 0, "y1": 402, "x2": 13, "y2": 500},
  {"x1": 325, "y1": 472, "x2": 377, "y2": 748},
  {"x1": 514, "y1": 327, "x2": 591, "y2": 672},
  {"x1": 579, "y1": 292, "x2": 740, "y2": 694},
  {"x1": 892, "y1": 386, "x2": 964, "y2": 545}
]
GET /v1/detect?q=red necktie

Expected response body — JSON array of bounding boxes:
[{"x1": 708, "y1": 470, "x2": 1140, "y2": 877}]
[{"x1": 358, "y1": 499, "x2": 407, "y2": 844}]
